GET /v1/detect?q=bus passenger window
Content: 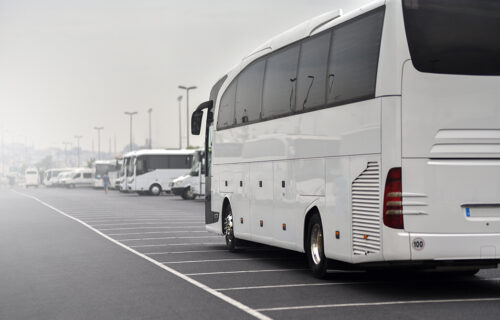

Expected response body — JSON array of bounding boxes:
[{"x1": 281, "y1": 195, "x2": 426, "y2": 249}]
[
  {"x1": 236, "y1": 60, "x2": 266, "y2": 124},
  {"x1": 217, "y1": 81, "x2": 236, "y2": 129},
  {"x1": 297, "y1": 32, "x2": 330, "y2": 110},
  {"x1": 327, "y1": 8, "x2": 384, "y2": 106},
  {"x1": 262, "y1": 45, "x2": 300, "y2": 119}
]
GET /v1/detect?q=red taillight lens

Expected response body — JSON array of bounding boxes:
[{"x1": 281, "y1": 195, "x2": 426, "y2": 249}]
[{"x1": 383, "y1": 167, "x2": 403, "y2": 229}]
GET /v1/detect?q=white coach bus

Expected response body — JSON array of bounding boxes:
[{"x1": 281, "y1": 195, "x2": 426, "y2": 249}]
[
  {"x1": 191, "y1": 0, "x2": 500, "y2": 277},
  {"x1": 94, "y1": 160, "x2": 119, "y2": 189},
  {"x1": 119, "y1": 151, "x2": 136, "y2": 192},
  {"x1": 127, "y1": 149, "x2": 195, "y2": 195}
]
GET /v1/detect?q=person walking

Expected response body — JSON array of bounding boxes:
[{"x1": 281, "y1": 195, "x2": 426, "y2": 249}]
[{"x1": 103, "y1": 173, "x2": 110, "y2": 194}]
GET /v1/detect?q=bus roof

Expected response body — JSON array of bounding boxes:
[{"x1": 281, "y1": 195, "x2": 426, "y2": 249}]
[{"x1": 133, "y1": 149, "x2": 196, "y2": 157}]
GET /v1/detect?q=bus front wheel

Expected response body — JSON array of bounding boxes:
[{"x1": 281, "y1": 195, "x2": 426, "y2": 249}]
[
  {"x1": 182, "y1": 187, "x2": 196, "y2": 200},
  {"x1": 306, "y1": 213, "x2": 328, "y2": 278},
  {"x1": 223, "y1": 204, "x2": 237, "y2": 252}
]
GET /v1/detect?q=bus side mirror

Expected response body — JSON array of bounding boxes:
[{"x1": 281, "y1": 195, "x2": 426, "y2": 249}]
[
  {"x1": 191, "y1": 100, "x2": 213, "y2": 135},
  {"x1": 191, "y1": 110, "x2": 203, "y2": 135}
]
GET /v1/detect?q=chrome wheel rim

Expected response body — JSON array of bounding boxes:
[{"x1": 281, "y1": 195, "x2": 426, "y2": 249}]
[
  {"x1": 225, "y1": 211, "x2": 233, "y2": 245},
  {"x1": 310, "y1": 224, "x2": 323, "y2": 265},
  {"x1": 151, "y1": 186, "x2": 160, "y2": 195}
]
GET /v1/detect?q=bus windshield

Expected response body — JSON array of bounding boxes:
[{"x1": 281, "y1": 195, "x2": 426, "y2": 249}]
[{"x1": 403, "y1": 0, "x2": 500, "y2": 75}]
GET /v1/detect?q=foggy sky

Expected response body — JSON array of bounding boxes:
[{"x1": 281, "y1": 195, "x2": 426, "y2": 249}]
[{"x1": 0, "y1": 0, "x2": 370, "y2": 153}]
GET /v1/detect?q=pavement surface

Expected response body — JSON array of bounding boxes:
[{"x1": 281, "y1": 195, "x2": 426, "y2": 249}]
[{"x1": 1, "y1": 187, "x2": 500, "y2": 320}]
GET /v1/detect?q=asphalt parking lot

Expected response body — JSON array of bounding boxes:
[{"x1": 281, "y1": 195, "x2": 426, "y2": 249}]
[{"x1": 2, "y1": 187, "x2": 500, "y2": 320}]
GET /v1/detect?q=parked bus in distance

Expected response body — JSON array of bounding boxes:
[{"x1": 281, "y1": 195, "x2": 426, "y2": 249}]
[
  {"x1": 24, "y1": 168, "x2": 40, "y2": 188},
  {"x1": 171, "y1": 150, "x2": 205, "y2": 200},
  {"x1": 94, "y1": 160, "x2": 120, "y2": 189},
  {"x1": 191, "y1": 0, "x2": 500, "y2": 277},
  {"x1": 127, "y1": 149, "x2": 195, "y2": 195}
]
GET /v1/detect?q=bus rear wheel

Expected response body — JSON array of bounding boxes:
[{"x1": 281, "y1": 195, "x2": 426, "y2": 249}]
[
  {"x1": 306, "y1": 213, "x2": 328, "y2": 278},
  {"x1": 149, "y1": 184, "x2": 162, "y2": 196},
  {"x1": 223, "y1": 204, "x2": 237, "y2": 252}
]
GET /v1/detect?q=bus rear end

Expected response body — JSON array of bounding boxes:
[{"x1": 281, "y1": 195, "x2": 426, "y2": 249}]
[{"x1": 397, "y1": 0, "x2": 500, "y2": 268}]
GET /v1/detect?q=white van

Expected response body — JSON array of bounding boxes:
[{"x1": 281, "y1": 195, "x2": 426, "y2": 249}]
[
  {"x1": 44, "y1": 168, "x2": 74, "y2": 187},
  {"x1": 25, "y1": 168, "x2": 40, "y2": 188},
  {"x1": 171, "y1": 150, "x2": 205, "y2": 200},
  {"x1": 61, "y1": 168, "x2": 95, "y2": 188}
]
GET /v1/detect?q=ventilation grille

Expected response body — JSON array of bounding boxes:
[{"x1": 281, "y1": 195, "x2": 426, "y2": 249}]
[{"x1": 352, "y1": 162, "x2": 381, "y2": 255}]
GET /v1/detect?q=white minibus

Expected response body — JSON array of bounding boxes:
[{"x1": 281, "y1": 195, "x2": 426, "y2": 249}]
[
  {"x1": 191, "y1": 0, "x2": 500, "y2": 277},
  {"x1": 61, "y1": 168, "x2": 95, "y2": 188},
  {"x1": 44, "y1": 168, "x2": 73, "y2": 187},
  {"x1": 171, "y1": 150, "x2": 205, "y2": 200},
  {"x1": 24, "y1": 168, "x2": 40, "y2": 188},
  {"x1": 128, "y1": 149, "x2": 195, "y2": 195}
]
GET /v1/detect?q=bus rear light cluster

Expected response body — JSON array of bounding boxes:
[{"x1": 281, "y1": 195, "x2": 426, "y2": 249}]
[{"x1": 383, "y1": 167, "x2": 404, "y2": 229}]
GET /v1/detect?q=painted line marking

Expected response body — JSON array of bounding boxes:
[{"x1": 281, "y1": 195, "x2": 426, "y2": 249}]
[
  {"x1": 92, "y1": 222, "x2": 204, "y2": 227},
  {"x1": 214, "y1": 277, "x2": 500, "y2": 292},
  {"x1": 145, "y1": 250, "x2": 229, "y2": 255},
  {"x1": 162, "y1": 258, "x2": 283, "y2": 264},
  {"x1": 129, "y1": 242, "x2": 224, "y2": 248},
  {"x1": 107, "y1": 231, "x2": 208, "y2": 236},
  {"x1": 84, "y1": 218, "x2": 202, "y2": 223},
  {"x1": 99, "y1": 226, "x2": 205, "y2": 231},
  {"x1": 13, "y1": 190, "x2": 271, "y2": 320},
  {"x1": 215, "y1": 282, "x2": 358, "y2": 291},
  {"x1": 255, "y1": 297, "x2": 500, "y2": 312},
  {"x1": 120, "y1": 236, "x2": 219, "y2": 241},
  {"x1": 185, "y1": 269, "x2": 307, "y2": 276}
]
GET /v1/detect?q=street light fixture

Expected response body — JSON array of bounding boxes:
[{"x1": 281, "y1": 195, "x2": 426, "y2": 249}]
[
  {"x1": 177, "y1": 95, "x2": 182, "y2": 149},
  {"x1": 94, "y1": 127, "x2": 104, "y2": 160},
  {"x1": 124, "y1": 111, "x2": 138, "y2": 152},
  {"x1": 178, "y1": 85, "x2": 197, "y2": 149},
  {"x1": 147, "y1": 108, "x2": 153, "y2": 149},
  {"x1": 74, "y1": 135, "x2": 83, "y2": 167},
  {"x1": 62, "y1": 141, "x2": 72, "y2": 166}
]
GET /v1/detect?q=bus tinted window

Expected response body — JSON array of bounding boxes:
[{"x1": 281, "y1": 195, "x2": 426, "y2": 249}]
[
  {"x1": 403, "y1": 0, "x2": 500, "y2": 75},
  {"x1": 217, "y1": 81, "x2": 236, "y2": 129},
  {"x1": 327, "y1": 8, "x2": 384, "y2": 105},
  {"x1": 169, "y1": 155, "x2": 193, "y2": 169},
  {"x1": 236, "y1": 60, "x2": 266, "y2": 124},
  {"x1": 297, "y1": 33, "x2": 330, "y2": 110},
  {"x1": 262, "y1": 45, "x2": 300, "y2": 118}
]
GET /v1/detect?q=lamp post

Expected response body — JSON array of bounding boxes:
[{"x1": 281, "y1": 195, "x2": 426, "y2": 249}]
[
  {"x1": 124, "y1": 111, "x2": 138, "y2": 152},
  {"x1": 94, "y1": 127, "x2": 104, "y2": 160},
  {"x1": 62, "y1": 142, "x2": 71, "y2": 166},
  {"x1": 74, "y1": 135, "x2": 83, "y2": 167},
  {"x1": 178, "y1": 85, "x2": 197, "y2": 148},
  {"x1": 147, "y1": 108, "x2": 152, "y2": 149},
  {"x1": 177, "y1": 95, "x2": 182, "y2": 149}
]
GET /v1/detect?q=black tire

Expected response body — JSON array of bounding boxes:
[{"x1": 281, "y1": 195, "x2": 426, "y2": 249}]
[
  {"x1": 181, "y1": 187, "x2": 196, "y2": 200},
  {"x1": 306, "y1": 213, "x2": 328, "y2": 278},
  {"x1": 149, "y1": 184, "x2": 162, "y2": 196},
  {"x1": 223, "y1": 203, "x2": 237, "y2": 252}
]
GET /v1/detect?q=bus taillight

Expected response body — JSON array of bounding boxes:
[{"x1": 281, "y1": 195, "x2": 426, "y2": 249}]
[{"x1": 383, "y1": 167, "x2": 404, "y2": 229}]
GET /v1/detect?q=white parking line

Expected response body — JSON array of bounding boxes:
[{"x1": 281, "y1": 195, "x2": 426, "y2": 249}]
[
  {"x1": 107, "y1": 231, "x2": 208, "y2": 236},
  {"x1": 185, "y1": 269, "x2": 308, "y2": 276},
  {"x1": 129, "y1": 242, "x2": 224, "y2": 248},
  {"x1": 99, "y1": 226, "x2": 205, "y2": 231},
  {"x1": 120, "y1": 236, "x2": 219, "y2": 241},
  {"x1": 255, "y1": 297, "x2": 500, "y2": 312},
  {"x1": 145, "y1": 250, "x2": 229, "y2": 255},
  {"x1": 14, "y1": 190, "x2": 271, "y2": 320},
  {"x1": 92, "y1": 222, "x2": 204, "y2": 227},
  {"x1": 215, "y1": 277, "x2": 500, "y2": 292},
  {"x1": 162, "y1": 258, "x2": 283, "y2": 264},
  {"x1": 83, "y1": 218, "x2": 202, "y2": 223}
]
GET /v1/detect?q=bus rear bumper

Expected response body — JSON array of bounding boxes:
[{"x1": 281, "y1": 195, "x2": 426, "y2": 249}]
[{"x1": 409, "y1": 233, "x2": 500, "y2": 261}]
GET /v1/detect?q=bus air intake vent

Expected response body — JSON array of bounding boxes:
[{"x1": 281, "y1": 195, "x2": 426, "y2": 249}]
[{"x1": 352, "y1": 161, "x2": 381, "y2": 255}]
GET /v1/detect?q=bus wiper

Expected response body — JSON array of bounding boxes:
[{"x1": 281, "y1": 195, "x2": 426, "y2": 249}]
[{"x1": 303, "y1": 75, "x2": 315, "y2": 108}]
